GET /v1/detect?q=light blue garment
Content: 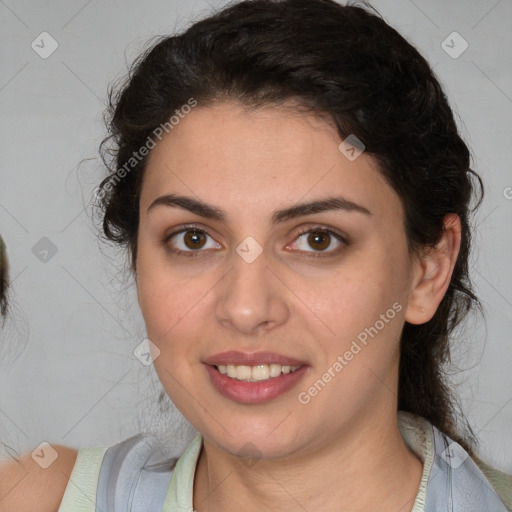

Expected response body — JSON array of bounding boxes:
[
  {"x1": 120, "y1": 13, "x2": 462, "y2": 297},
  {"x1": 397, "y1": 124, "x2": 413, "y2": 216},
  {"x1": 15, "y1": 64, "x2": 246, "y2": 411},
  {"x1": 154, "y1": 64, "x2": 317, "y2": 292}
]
[
  {"x1": 94, "y1": 434, "x2": 178, "y2": 512},
  {"x1": 423, "y1": 425, "x2": 510, "y2": 511},
  {"x1": 58, "y1": 412, "x2": 511, "y2": 512}
]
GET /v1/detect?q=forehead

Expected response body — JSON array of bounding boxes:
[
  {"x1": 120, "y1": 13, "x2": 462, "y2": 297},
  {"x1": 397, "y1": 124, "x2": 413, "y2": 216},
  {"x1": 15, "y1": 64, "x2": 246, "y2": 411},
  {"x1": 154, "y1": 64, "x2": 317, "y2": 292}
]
[{"x1": 141, "y1": 101, "x2": 403, "y2": 224}]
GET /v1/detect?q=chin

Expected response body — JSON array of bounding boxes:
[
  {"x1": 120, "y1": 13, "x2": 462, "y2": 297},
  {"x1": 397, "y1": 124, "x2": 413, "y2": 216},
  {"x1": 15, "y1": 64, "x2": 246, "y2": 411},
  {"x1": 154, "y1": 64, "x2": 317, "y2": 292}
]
[{"x1": 201, "y1": 417, "x2": 308, "y2": 460}]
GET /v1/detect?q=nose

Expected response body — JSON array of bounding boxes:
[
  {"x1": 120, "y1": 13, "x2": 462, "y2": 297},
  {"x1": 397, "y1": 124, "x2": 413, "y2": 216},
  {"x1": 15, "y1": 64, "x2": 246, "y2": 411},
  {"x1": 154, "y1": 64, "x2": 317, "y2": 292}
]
[{"x1": 215, "y1": 248, "x2": 290, "y2": 335}]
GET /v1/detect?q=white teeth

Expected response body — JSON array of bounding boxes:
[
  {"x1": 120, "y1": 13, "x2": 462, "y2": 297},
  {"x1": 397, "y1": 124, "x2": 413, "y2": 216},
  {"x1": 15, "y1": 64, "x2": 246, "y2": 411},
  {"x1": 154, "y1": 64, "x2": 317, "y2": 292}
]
[
  {"x1": 215, "y1": 363, "x2": 301, "y2": 381},
  {"x1": 252, "y1": 364, "x2": 270, "y2": 381},
  {"x1": 236, "y1": 365, "x2": 252, "y2": 380},
  {"x1": 269, "y1": 363, "x2": 282, "y2": 378}
]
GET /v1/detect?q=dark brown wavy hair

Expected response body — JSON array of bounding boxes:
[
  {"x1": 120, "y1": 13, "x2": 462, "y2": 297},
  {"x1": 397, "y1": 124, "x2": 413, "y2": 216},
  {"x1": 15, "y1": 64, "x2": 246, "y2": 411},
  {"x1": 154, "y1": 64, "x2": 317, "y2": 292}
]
[{"x1": 97, "y1": 0, "x2": 483, "y2": 452}]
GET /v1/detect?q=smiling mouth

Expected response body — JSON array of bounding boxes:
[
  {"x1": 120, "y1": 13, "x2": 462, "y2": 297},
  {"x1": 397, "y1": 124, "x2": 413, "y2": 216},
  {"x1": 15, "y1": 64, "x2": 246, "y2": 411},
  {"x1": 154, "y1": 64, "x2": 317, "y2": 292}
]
[{"x1": 215, "y1": 363, "x2": 302, "y2": 382}]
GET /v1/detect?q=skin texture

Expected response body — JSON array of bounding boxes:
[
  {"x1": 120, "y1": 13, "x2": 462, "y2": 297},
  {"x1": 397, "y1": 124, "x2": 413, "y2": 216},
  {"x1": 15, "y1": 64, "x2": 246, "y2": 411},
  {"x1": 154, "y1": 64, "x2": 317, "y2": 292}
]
[
  {"x1": 0, "y1": 445, "x2": 77, "y2": 511},
  {"x1": 136, "y1": 101, "x2": 461, "y2": 512}
]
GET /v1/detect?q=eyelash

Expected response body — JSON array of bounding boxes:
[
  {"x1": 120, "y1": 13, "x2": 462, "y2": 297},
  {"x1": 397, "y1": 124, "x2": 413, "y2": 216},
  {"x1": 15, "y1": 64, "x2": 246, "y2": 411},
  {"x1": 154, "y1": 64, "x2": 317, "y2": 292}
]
[{"x1": 162, "y1": 224, "x2": 348, "y2": 259}]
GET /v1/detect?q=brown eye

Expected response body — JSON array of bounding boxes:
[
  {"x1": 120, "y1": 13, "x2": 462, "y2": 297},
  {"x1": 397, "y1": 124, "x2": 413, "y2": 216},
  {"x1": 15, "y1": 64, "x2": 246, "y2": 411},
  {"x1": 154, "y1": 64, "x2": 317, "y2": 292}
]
[
  {"x1": 183, "y1": 230, "x2": 207, "y2": 250},
  {"x1": 164, "y1": 227, "x2": 222, "y2": 257},
  {"x1": 307, "y1": 231, "x2": 331, "y2": 251},
  {"x1": 288, "y1": 227, "x2": 347, "y2": 257}
]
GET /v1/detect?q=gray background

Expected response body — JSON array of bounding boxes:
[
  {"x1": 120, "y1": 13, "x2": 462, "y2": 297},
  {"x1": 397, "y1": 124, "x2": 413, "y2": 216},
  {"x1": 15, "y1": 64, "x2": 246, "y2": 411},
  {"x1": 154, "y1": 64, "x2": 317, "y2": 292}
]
[{"x1": 0, "y1": 0, "x2": 511, "y2": 472}]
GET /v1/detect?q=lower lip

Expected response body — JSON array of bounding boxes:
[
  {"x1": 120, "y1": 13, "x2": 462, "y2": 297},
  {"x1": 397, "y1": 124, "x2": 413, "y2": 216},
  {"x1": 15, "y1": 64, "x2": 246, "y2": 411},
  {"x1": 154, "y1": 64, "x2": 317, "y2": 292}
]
[{"x1": 204, "y1": 364, "x2": 308, "y2": 404}]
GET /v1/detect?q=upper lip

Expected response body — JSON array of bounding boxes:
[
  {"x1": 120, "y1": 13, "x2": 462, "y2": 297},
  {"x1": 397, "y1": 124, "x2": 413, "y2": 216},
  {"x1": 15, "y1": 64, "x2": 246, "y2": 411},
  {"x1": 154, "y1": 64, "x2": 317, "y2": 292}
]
[{"x1": 203, "y1": 351, "x2": 307, "y2": 367}]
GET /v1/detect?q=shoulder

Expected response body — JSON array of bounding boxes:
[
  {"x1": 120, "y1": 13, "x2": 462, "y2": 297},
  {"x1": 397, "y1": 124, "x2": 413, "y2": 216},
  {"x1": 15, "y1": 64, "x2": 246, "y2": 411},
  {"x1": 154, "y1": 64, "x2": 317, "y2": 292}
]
[
  {"x1": 398, "y1": 411, "x2": 512, "y2": 510},
  {"x1": 0, "y1": 444, "x2": 78, "y2": 512},
  {"x1": 472, "y1": 454, "x2": 512, "y2": 510}
]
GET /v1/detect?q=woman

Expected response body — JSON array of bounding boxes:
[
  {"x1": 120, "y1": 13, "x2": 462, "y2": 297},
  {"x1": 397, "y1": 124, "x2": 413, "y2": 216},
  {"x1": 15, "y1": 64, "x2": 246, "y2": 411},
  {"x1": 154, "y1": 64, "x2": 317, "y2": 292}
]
[{"x1": 1, "y1": 0, "x2": 511, "y2": 510}]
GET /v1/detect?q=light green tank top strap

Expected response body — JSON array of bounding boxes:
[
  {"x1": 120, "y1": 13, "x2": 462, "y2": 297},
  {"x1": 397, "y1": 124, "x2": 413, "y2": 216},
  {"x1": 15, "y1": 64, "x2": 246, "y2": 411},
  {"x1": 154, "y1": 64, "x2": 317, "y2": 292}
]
[
  {"x1": 473, "y1": 455, "x2": 512, "y2": 510},
  {"x1": 58, "y1": 446, "x2": 108, "y2": 512},
  {"x1": 57, "y1": 435, "x2": 202, "y2": 512},
  {"x1": 162, "y1": 434, "x2": 203, "y2": 511}
]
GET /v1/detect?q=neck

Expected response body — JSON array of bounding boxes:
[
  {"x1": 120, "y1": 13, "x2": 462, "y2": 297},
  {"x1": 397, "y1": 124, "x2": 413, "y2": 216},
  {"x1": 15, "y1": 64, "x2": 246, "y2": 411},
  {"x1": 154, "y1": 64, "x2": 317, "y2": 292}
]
[{"x1": 193, "y1": 410, "x2": 423, "y2": 512}]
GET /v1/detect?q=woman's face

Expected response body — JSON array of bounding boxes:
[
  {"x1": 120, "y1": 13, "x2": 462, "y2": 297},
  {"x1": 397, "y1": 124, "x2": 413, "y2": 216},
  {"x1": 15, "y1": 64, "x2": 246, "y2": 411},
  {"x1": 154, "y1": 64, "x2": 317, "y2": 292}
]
[{"x1": 136, "y1": 101, "x2": 421, "y2": 459}]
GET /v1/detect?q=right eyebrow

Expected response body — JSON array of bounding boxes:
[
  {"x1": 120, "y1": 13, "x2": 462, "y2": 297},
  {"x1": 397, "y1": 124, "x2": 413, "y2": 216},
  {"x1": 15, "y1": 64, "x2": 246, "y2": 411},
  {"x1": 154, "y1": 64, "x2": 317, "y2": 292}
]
[{"x1": 147, "y1": 193, "x2": 372, "y2": 226}]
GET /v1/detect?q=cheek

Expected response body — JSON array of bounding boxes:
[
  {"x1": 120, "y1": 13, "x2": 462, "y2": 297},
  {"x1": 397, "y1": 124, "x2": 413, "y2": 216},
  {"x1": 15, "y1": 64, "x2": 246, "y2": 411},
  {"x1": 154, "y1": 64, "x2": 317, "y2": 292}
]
[
  {"x1": 137, "y1": 269, "x2": 209, "y2": 403},
  {"x1": 301, "y1": 269, "x2": 406, "y2": 410},
  {"x1": 138, "y1": 273, "x2": 199, "y2": 341},
  {"x1": 136, "y1": 266, "x2": 172, "y2": 338},
  {"x1": 312, "y1": 249, "x2": 409, "y2": 375},
  {"x1": 135, "y1": 249, "x2": 214, "y2": 352},
  {"x1": 316, "y1": 258, "x2": 396, "y2": 326}
]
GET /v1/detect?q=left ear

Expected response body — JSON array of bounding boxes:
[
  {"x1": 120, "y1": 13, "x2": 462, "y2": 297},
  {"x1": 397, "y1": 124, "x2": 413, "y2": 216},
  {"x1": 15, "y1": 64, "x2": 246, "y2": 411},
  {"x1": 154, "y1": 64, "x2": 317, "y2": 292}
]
[{"x1": 404, "y1": 213, "x2": 461, "y2": 325}]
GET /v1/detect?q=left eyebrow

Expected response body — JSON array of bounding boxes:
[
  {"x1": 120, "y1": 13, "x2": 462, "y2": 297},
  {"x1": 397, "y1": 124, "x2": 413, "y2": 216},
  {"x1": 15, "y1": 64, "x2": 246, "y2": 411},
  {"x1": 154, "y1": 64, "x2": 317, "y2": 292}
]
[
  {"x1": 271, "y1": 196, "x2": 372, "y2": 225},
  {"x1": 147, "y1": 194, "x2": 372, "y2": 226}
]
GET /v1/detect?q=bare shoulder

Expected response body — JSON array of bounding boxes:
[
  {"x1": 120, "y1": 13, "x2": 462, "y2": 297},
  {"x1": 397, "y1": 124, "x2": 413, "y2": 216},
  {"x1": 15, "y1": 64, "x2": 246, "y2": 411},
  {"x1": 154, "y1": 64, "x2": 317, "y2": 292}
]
[{"x1": 0, "y1": 444, "x2": 78, "y2": 512}]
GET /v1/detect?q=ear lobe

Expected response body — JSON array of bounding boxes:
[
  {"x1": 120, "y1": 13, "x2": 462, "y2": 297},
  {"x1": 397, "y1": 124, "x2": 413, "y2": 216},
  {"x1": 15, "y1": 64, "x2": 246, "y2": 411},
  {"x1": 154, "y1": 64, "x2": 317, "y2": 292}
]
[{"x1": 404, "y1": 214, "x2": 461, "y2": 325}]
